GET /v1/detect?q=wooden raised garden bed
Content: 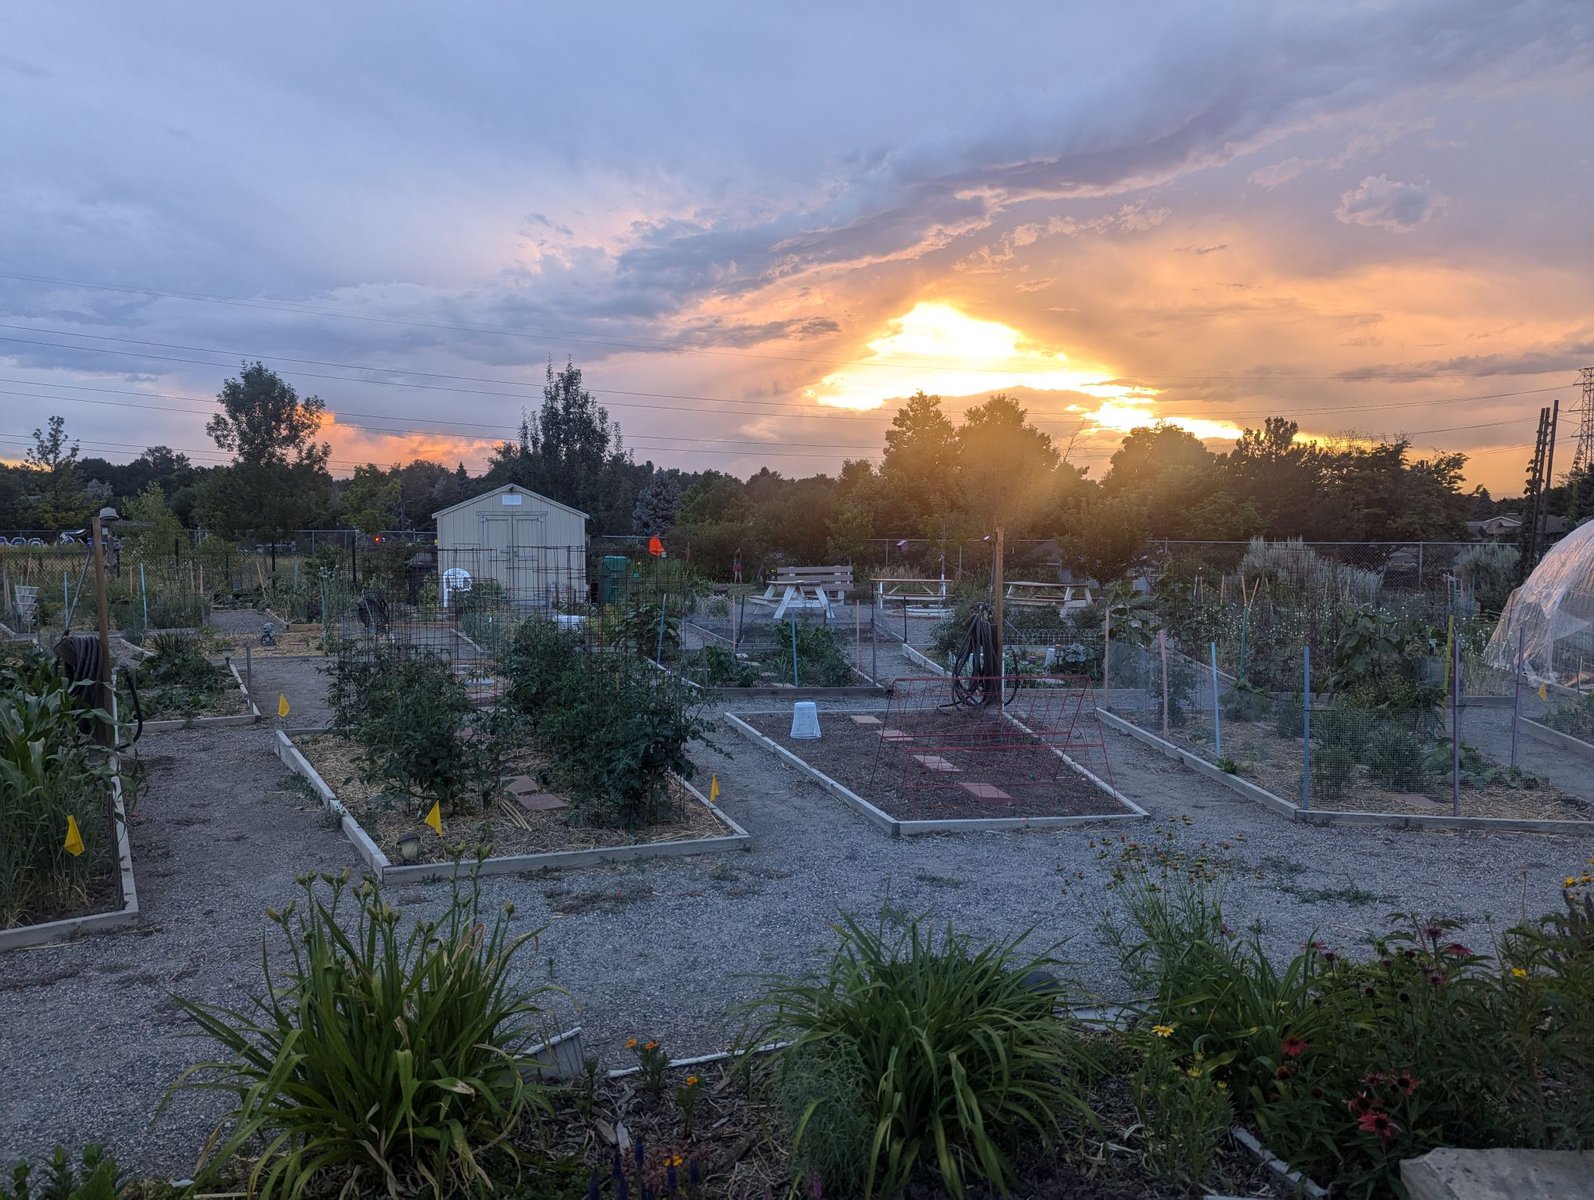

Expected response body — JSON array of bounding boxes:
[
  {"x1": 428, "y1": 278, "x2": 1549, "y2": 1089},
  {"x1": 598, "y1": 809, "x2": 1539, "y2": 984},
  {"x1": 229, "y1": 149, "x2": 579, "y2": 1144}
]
[
  {"x1": 274, "y1": 729, "x2": 750, "y2": 880},
  {"x1": 0, "y1": 753, "x2": 140, "y2": 952},
  {"x1": 726, "y1": 704, "x2": 1144, "y2": 837}
]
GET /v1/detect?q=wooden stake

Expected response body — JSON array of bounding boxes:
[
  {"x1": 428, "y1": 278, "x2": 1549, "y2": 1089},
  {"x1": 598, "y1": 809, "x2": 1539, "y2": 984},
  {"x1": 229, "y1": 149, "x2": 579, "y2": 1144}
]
[{"x1": 90, "y1": 512, "x2": 113, "y2": 746}]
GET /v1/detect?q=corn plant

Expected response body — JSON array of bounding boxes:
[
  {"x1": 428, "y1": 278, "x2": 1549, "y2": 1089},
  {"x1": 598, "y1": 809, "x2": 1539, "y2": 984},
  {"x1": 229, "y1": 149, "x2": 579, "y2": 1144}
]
[
  {"x1": 745, "y1": 912, "x2": 1101, "y2": 1199},
  {"x1": 1, "y1": 1145, "x2": 129, "y2": 1200},
  {"x1": 165, "y1": 870, "x2": 557, "y2": 1199},
  {"x1": 0, "y1": 646, "x2": 111, "y2": 927}
]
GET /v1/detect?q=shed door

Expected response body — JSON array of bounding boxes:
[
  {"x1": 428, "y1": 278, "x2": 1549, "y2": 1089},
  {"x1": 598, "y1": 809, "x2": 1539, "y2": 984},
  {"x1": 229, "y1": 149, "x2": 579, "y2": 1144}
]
[{"x1": 480, "y1": 512, "x2": 545, "y2": 601}]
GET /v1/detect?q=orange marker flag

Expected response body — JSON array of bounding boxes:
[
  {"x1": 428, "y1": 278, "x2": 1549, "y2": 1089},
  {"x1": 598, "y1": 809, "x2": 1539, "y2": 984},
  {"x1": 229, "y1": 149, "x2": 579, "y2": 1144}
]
[
  {"x1": 278, "y1": 693, "x2": 291, "y2": 718},
  {"x1": 64, "y1": 815, "x2": 85, "y2": 857},
  {"x1": 424, "y1": 800, "x2": 443, "y2": 837}
]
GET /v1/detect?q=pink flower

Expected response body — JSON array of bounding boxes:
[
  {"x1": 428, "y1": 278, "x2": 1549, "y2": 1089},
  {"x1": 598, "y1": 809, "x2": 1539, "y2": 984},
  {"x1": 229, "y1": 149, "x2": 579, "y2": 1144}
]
[{"x1": 1358, "y1": 1110, "x2": 1400, "y2": 1143}]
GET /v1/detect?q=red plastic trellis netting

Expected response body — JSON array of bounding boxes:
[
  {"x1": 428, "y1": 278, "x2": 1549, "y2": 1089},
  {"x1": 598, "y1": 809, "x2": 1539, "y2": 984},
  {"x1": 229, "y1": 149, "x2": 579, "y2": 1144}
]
[{"x1": 869, "y1": 675, "x2": 1115, "y2": 817}]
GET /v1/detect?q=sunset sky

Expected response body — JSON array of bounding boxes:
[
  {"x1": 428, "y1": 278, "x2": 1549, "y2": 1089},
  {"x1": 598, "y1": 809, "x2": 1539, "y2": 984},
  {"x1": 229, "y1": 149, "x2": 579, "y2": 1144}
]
[{"x1": 2, "y1": 1, "x2": 1591, "y2": 494}]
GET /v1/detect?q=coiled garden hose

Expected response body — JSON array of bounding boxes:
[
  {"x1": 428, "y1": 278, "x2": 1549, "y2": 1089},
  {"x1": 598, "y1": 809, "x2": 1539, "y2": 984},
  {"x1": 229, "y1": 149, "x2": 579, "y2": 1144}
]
[{"x1": 948, "y1": 604, "x2": 1003, "y2": 708}]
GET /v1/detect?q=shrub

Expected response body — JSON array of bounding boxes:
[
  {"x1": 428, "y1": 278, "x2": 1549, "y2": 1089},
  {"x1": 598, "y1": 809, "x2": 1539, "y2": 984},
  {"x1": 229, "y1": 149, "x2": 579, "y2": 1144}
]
[
  {"x1": 746, "y1": 913, "x2": 1101, "y2": 1199},
  {"x1": 697, "y1": 644, "x2": 759, "y2": 688},
  {"x1": 130, "y1": 632, "x2": 228, "y2": 718},
  {"x1": 325, "y1": 643, "x2": 511, "y2": 815},
  {"x1": 167, "y1": 870, "x2": 555, "y2": 1200},
  {"x1": 1, "y1": 1145, "x2": 129, "y2": 1200},
  {"x1": 538, "y1": 656, "x2": 711, "y2": 830},
  {"x1": 1101, "y1": 834, "x2": 1594, "y2": 1198},
  {"x1": 501, "y1": 617, "x2": 582, "y2": 725},
  {"x1": 1364, "y1": 724, "x2": 1432, "y2": 792}
]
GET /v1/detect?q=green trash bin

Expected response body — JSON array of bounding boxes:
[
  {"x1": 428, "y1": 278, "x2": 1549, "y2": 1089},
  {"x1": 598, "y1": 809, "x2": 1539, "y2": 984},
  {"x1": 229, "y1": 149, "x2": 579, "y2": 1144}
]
[{"x1": 600, "y1": 555, "x2": 629, "y2": 604}]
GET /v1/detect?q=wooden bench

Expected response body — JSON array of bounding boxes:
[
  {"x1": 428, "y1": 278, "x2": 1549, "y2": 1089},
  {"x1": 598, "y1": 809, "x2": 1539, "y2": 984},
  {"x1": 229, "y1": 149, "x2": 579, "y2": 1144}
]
[
  {"x1": 1003, "y1": 580, "x2": 1094, "y2": 613},
  {"x1": 754, "y1": 565, "x2": 853, "y2": 619}
]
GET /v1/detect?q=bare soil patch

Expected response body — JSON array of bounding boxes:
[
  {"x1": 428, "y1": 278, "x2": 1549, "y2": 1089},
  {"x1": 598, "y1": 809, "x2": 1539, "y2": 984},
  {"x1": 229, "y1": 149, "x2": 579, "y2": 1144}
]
[
  {"x1": 294, "y1": 734, "x2": 730, "y2": 864},
  {"x1": 739, "y1": 709, "x2": 1131, "y2": 821}
]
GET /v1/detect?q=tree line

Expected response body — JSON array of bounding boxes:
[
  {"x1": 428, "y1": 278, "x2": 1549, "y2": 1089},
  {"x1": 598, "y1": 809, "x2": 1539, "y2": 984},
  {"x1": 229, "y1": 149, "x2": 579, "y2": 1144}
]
[{"x1": 1, "y1": 359, "x2": 1555, "y2": 582}]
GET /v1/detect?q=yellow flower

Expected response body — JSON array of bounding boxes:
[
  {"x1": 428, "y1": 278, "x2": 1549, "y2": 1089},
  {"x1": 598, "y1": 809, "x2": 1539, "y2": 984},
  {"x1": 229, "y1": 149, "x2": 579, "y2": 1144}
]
[
  {"x1": 1151, "y1": 1024, "x2": 1175, "y2": 1038},
  {"x1": 685, "y1": 1075, "x2": 700, "y2": 1087},
  {"x1": 1511, "y1": 967, "x2": 1528, "y2": 979}
]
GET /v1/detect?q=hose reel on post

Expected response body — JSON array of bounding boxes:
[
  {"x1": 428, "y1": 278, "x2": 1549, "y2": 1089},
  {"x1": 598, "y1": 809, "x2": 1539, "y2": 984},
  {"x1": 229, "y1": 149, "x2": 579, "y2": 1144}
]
[{"x1": 946, "y1": 602, "x2": 1018, "y2": 709}]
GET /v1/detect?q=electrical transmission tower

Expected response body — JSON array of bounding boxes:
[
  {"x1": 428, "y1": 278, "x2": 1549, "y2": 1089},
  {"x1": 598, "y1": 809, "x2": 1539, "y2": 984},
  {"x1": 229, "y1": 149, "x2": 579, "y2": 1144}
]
[{"x1": 1565, "y1": 366, "x2": 1594, "y2": 525}]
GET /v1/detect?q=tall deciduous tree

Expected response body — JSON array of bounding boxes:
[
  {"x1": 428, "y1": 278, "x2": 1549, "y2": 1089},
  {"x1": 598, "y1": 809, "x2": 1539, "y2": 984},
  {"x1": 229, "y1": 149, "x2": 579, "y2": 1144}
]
[
  {"x1": 341, "y1": 464, "x2": 402, "y2": 536},
  {"x1": 24, "y1": 415, "x2": 85, "y2": 530},
  {"x1": 954, "y1": 393, "x2": 1063, "y2": 536},
  {"x1": 199, "y1": 363, "x2": 333, "y2": 540}
]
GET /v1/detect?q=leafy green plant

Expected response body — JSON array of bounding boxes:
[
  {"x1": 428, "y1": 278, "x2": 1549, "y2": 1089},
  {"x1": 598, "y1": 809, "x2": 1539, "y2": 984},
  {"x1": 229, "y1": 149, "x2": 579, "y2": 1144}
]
[
  {"x1": 1545, "y1": 693, "x2": 1594, "y2": 741},
  {"x1": 325, "y1": 643, "x2": 513, "y2": 815},
  {"x1": 1129, "y1": 1036, "x2": 1234, "y2": 1189},
  {"x1": 538, "y1": 657, "x2": 711, "y2": 829},
  {"x1": 1099, "y1": 832, "x2": 1594, "y2": 1198},
  {"x1": 768, "y1": 1044, "x2": 876, "y2": 1196},
  {"x1": 1364, "y1": 724, "x2": 1432, "y2": 792},
  {"x1": 768, "y1": 622, "x2": 854, "y2": 687},
  {"x1": 166, "y1": 870, "x2": 555, "y2": 1200},
  {"x1": 697, "y1": 644, "x2": 759, "y2": 688},
  {"x1": 0, "y1": 646, "x2": 112, "y2": 927},
  {"x1": 745, "y1": 912, "x2": 1101, "y2": 1199},
  {"x1": 2, "y1": 1145, "x2": 129, "y2": 1200}
]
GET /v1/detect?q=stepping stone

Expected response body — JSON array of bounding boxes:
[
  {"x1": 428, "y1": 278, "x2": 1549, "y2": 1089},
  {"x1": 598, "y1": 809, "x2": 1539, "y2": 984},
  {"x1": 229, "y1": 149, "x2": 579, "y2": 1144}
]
[
  {"x1": 850, "y1": 714, "x2": 883, "y2": 725},
  {"x1": 960, "y1": 782, "x2": 1011, "y2": 800},
  {"x1": 514, "y1": 792, "x2": 569, "y2": 812},
  {"x1": 913, "y1": 754, "x2": 959, "y2": 773}
]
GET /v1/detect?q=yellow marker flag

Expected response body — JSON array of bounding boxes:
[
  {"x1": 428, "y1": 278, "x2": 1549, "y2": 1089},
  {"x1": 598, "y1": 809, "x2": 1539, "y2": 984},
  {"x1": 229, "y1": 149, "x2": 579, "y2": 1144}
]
[
  {"x1": 64, "y1": 815, "x2": 85, "y2": 857},
  {"x1": 424, "y1": 800, "x2": 443, "y2": 837},
  {"x1": 277, "y1": 693, "x2": 291, "y2": 718},
  {"x1": 1538, "y1": 682, "x2": 1549, "y2": 701},
  {"x1": 709, "y1": 774, "x2": 720, "y2": 803}
]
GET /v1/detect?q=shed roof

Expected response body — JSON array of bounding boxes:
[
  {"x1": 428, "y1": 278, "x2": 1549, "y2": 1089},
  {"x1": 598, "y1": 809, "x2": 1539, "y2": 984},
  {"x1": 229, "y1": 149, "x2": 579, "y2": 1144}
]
[{"x1": 432, "y1": 483, "x2": 589, "y2": 522}]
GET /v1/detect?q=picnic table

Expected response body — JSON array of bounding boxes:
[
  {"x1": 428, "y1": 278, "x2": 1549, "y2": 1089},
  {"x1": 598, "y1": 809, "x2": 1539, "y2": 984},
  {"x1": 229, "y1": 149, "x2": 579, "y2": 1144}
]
[
  {"x1": 1003, "y1": 580, "x2": 1094, "y2": 612},
  {"x1": 752, "y1": 565, "x2": 853, "y2": 620},
  {"x1": 874, "y1": 576, "x2": 951, "y2": 615}
]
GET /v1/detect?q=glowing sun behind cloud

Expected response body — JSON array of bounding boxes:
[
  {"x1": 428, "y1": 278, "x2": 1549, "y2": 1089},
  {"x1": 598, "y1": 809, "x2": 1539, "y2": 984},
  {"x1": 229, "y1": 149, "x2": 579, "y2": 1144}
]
[
  {"x1": 809, "y1": 301, "x2": 1249, "y2": 447},
  {"x1": 809, "y1": 302, "x2": 1123, "y2": 410}
]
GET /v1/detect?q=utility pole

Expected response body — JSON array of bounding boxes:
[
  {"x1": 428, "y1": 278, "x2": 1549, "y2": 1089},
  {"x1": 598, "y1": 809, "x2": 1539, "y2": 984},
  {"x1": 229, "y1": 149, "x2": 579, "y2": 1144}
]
[
  {"x1": 1521, "y1": 407, "x2": 1550, "y2": 578},
  {"x1": 991, "y1": 524, "x2": 1005, "y2": 711}
]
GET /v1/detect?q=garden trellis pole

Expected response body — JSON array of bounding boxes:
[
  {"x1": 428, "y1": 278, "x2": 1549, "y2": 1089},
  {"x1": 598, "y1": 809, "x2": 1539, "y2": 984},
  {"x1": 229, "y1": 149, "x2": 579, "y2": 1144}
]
[
  {"x1": 1301, "y1": 647, "x2": 1311, "y2": 811},
  {"x1": 1102, "y1": 608, "x2": 1111, "y2": 704},
  {"x1": 1511, "y1": 626, "x2": 1524, "y2": 769},
  {"x1": 1451, "y1": 633, "x2": 1461, "y2": 817},
  {"x1": 1211, "y1": 641, "x2": 1222, "y2": 759},
  {"x1": 1158, "y1": 630, "x2": 1170, "y2": 739}
]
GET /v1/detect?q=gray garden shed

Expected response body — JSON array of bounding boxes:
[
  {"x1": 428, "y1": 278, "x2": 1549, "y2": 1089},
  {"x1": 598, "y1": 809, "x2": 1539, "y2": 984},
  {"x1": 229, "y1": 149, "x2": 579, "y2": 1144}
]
[{"x1": 433, "y1": 484, "x2": 588, "y2": 608}]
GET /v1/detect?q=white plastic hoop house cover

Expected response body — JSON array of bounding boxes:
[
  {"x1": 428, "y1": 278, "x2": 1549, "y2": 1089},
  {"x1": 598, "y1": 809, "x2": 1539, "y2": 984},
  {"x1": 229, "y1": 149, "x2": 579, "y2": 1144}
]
[{"x1": 1485, "y1": 520, "x2": 1594, "y2": 686}]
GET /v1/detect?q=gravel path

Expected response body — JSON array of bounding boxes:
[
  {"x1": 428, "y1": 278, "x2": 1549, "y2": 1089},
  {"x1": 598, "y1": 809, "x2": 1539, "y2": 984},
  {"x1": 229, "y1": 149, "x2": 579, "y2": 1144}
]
[{"x1": 3, "y1": 642, "x2": 1592, "y2": 1176}]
